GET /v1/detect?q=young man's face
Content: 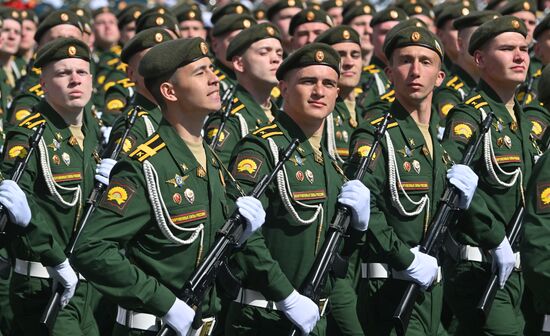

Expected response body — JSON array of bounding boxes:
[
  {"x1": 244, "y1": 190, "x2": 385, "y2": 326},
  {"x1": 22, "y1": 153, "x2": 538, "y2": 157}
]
[
  {"x1": 438, "y1": 20, "x2": 459, "y2": 61},
  {"x1": 93, "y1": 12, "x2": 121, "y2": 46},
  {"x1": 211, "y1": 29, "x2": 242, "y2": 68},
  {"x1": 169, "y1": 57, "x2": 221, "y2": 114},
  {"x1": 272, "y1": 7, "x2": 302, "y2": 46},
  {"x1": 41, "y1": 58, "x2": 93, "y2": 112},
  {"x1": 511, "y1": 10, "x2": 536, "y2": 45},
  {"x1": 332, "y1": 41, "x2": 362, "y2": 90},
  {"x1": 1, "y1": 19, "x2": 21, "y2": 55},
  {"x1": 372, "y1": 20, "x2": 400, "y2": 62},
  {"x1": 475, "y1": 32, "x2": 529, "y2": 87},
  {"x1": 179, "y1": 20, "x2": 207, "y2": 40},
  {"x1": 40, "y1": 24, "x2": 83, "y2": 46},
  {"x1": 327, "y1": 7, "x2": 343, "y2": 26},
  {"x1": 535, "y1": 30, "x2": 550, "y2": 65},
  {"x1": 350, "y1": 14, "x2": 374, "y2": 54},
  {"x1": 19, "y1": 19, "x2": 37, "y2": 52},
  {"x1": 234, "y1": 37, "x2": 283, "y2": 86},
  {"x1": 127, "y1": 48, "x2": 149, "y2": 89},
  {"x1": 291, "y1": 22, "x2": 330, "y2": 50},
  {"x1": 119, "y1": 21, "x2": 136, "y2": 45},
  {"x1": 387, "y1": 45, "x2": 445, "y2": 104},
  {"x1": 280, "y1": 64, "x2": 339, "y2": 124}
]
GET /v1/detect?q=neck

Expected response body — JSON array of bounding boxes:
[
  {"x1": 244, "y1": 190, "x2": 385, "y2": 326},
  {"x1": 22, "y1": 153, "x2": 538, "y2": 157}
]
[
  {"x1": 164, "y1": 104, "x2": 205, "y2": 144},
  {"x1": 339, "y1": 86, "x2": 356, "y2": 101},
  {"x1": 457, "y1": 56, "x2": 480, "y2": 82},
  {"x1": 362, "y1": 50, "x2": 373, "y2": 66},
  {"x1": 48, "y1": 100, "x2": 84, "y2": 126},
  {"x1": 19, "y1": 49, "x2": 34, "y2": 63},
  {"x1": 136, "y1": 85, "x2": 158, "y2": 106},
  {"x1": 240, "y1": 79, "x2": 274, "y2": 108},
  {"x1": 482, "y1": 76, "x2": 518, "y2": 105},
  {"x1": 96, "y1": 41, "x2": 116, "y2": 51},
  {"x1": 286, "y1": 110, "x2": 325, "y2": 139},
  {"x1": 398, "y1": 93, "x2": 432, "y2": 125},
  {"x1": 0, "y1": 53, "x2": 11, "y2": 66}
]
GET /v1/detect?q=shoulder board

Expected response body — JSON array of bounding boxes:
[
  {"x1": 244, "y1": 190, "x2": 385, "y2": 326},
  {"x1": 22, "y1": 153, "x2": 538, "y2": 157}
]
[
  {"x1": 28, "y1": 83, "x2": 44, "y2": 96},
  {"x1": 127, "y1": 106, "x2": 149, "y2": 118},
  {"x1": 18, "y1": 112, "x2": 46, "y2": 129},
  {"x1": 31, "y1": 67, "x2": 41, "y2": 75},
  {"x1": 534, "y1": 69, "x2": 542, "y2": 78},
  {"x1": 465, "y1": 94, "x2": 488, "y2": 110},
  {"x1": 446, "y1": 76, "x2": 465, "y2": 90},
  {"x1": 103, "y1": 81, "x2": 116, "y2": 92},
  {"x1": 363, "y1": 64, "x2": 376, "y2": 71},
  {"x1": 107, "y1": 58, "x2": 120, "y2": 67},
  {"x1": 252, "y1": 123, "x2": 283, "y2": 139},
  {"x1": 116, "y1": 78, "x2": 135, "y2": 88},
  {"x1": 116, "y1": 62, "x2": 128, "y2": 72},
  {"x1": 380, "y1": 89, "x2": 395, "y2": 102},
  {"x1": 129, "y1": 133, "x2": 166, "y2": 162},
  {"x1": 230, "y1": 98, "x2": 245, "y2": 115},
  {"x1": 370, "y1": 115, "x2": 398, "y2": 129}
]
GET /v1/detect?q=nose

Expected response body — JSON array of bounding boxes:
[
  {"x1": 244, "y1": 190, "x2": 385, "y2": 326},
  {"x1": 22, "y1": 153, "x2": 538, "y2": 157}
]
[
  {"x1": 208, "y1": 68, "x2": 220, "y2": 86},
  {"x1": 410, "y1": 60, "x2": 421, "y2": 77}
]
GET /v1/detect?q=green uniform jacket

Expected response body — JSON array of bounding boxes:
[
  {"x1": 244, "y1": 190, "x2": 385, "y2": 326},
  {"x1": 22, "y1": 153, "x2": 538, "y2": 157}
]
[
  {"x1": 204, "y1": 84, "x2": 277, "y2": 166},
  {"x1": 1, "y1": 100, "x2": 101, "y2": 266},
  {"x1": 433, "y1": 65, "x2": 477, "y2": 128},
  {"x1": 347, "y1": 101, "x2": 449, "y2": 270},
  {"x1": 101, "y1": 63, "x2": 135, "y2": 125},
  {"x1": 358, "y1": 57, "x2": 391, "y2": 112},
  {"x1": 326, "y1": 97, "x2": 359, "y2": 162},
  {"x1": 213, "y1": 59, "x2": 237, "y2": 95},
  {"x1": 360, "y1": 88, "x2": 395, "y2": 120},
  {"x1": 441, "y1": 80, "x2": 537, "y2": 248},
  {"x1": 521, "y1": 150, "x2": 550, "y2": 314},
  {"x1": 72, "y1": 118, "x2": 228, "y2": 317},
  {"x1": 227, "y1": 112, "x2": 348, "y2": 301}
]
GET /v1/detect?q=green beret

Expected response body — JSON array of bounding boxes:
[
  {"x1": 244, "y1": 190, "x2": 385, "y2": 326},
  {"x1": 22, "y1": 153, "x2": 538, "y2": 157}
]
[
  {"x1": 212, "y1": 14, "x2": 256, "y2": 37},
  {"x1": 453, "y1": 10, "x2": 501, "y2": 30},
  {"x1": 499, "y1": 0, "x2": 536, "y2": 14},
  {"x1": 121, "y1": 27, "x2": 174, "y2": 63},
  {"x1": 135, "y1": 12, "x2": 179, "y2": 35},
  {"x1": 384, "y1": 25, "x2": 444, "y2": 60},
  {"x1": 34, "y1": 37, "x2": 90, "y2": 67},
  {"x1": 468, "y1": 15, "x2": 527, "y2": 55},
  {"x1": 289, "y1": 9, "x2": 332, "y2": 36},
  {"x1": 226, "y1": 23, "x2": 281, "y2": 60},
  {"x1": 92, "y1": 6, "x2": 115, "y2": 19},
  {"x1": 35, "y1": 10, "x2": 83, "y2": 43},
  {"x1": 276, "y1": 42, "x2": 340, "y2": 80},
  {"x1": 322, "y1": 0, "x2": 345, "y2": 11},
  {"x1": 485, "y1": 0, "x2": 506, "y2": 10},
  {"x1": 20, "y1": 9, "x2": 38, "y2": 24},
  {"x1": 140, "y1": 6, "x2": 172, "y2": 17},
  {"x1": 342, "y1": 3, "x2": 376, "y2": 24},
  {"x1": 116, "y1": 4, "x2": 144, "y2": 29},
  {"x1": 70, "y1": 6, "x2": 92, "y2": 22},
  {"x1": 173, "y1": 3, "x2": 202, "y2": 23},
  {"x1": 385, "y1": 18, "x2": 428, "y2": 45},
  {"x1": 139, "y1": 37, "x2": 210, "y2": 80},
  {"x1": 343, "y1": 0, "x2": 372, "y2": 17},
  {"x1": 370, "y1": 7, "x2": 408, "y2": 27},
  {"x1": 534, "y1": 14, "x2": 550, "y2": 40},
  {"x1": 314, "y1": 25, "x2": 361, "y2": 45},
  {"x1": 267, "y1": 0, "x2": 305, "y2": 20},
  {"x1": 211, "y1": 3, "x2": 251, "y2": 25},
  {"x1": 538, "y1": 65, "x2": 550, "y2": 105},
  {"x1": 435, "y1": 4, "x2": 470, "y2": 28},
  {"x1": 403, "y1": 3, "x2": 434, "y2": 19},
  {"x1": 0, "y1": 8, "x2": 22, "y2": 23}
]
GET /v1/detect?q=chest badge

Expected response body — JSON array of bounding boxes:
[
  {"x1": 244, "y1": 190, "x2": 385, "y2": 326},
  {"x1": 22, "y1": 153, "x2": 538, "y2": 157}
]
[
  {"x1": 173, "y1": 193, "x2": 182, "y2": 204},
  {"x1": 166, "y1": 174, "x2": 189, "y2": 188},
  {"x1": 305, "y1": 169, "x2": 314, "y2": 184},
  {"x1": 412, "y1": 160, "x2": 421, "y2": 174},
  {"x1": 184, "y1": 188, "x2": 195, "y2": 204},
  {"x1": 62, "y1": 152, "x2": 70, "y2": 166},
  {"x1": 48, "y1": 139, "x2": 61, "y2": 151},
  {"x1": 403, "y1": 161, "x2": 411, "y2": 172},
  {"x1": 296, "y1": 170, "x2": 305, "y2": 182},
  {"x1": 197, "y1": 166, "x2": 207, "y2": 178},
  {"x1": 503, "y1": 135, "x2": 512, "y2": 149},
  {"x1": 69, "y1": 135, "x2": 78, "y2": 147},
  {"x1": 52, "y1": 154, "x2": 61, "y2": 165},
  {"x1": 397, "y1": 146, "x2": 413, "y2": 157},
  {"x1": 290, "y1": 154, "x2": 305, "y2": 166},
  {"x1": 510, "y1": 121, "x2": 518, "y2": 132},
  {"x1": 342, "y1": 131, "x2": 349, "y2": 143}
]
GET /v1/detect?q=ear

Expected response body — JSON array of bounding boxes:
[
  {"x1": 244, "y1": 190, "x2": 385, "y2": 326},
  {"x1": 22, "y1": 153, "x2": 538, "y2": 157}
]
[
  {"x1": 160, "y1": 81, "x2": 177, "y2": 103},
  {"x1": 473, "y1": 50, "x2": 484, "y2": 68},
  {"x1": 232, "y1": 55, "x2": 245, "y2": 74},
  {"x1": 39, "y1": 75, "x2": 46, "y2": 94},
  {"x1": 533, "y1": 42, "x2": 541, "y2": 59},
  {"x1": 435, "y1": 69, "x2": 446, "y2": 87},
  {"x1": 384, "y1": 64, "x2": 393, "y2": 84},
  {"x1": 279, "y1": 80, "x2": 288, "y2": 99}
]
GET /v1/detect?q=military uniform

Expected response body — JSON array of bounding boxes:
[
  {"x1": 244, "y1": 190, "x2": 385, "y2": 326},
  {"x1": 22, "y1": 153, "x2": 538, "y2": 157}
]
[{"x1": 359, "y1": 56, "x2": 391, "y2": 109}]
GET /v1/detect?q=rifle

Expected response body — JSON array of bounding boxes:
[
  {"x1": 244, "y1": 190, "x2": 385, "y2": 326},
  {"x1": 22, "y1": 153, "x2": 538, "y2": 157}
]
[
  {"x1": 0, "y1": 121, "x2": 46, "y2": 233},
  {"x1": 476, "y1": 205, "x2": 524, "y2": 319},
  {"x1": 157, "y1": 138, "x2": 300, "y2": 336},
  {"x1": 210, "y1": 85, "x2": 237, "y2": 150},
  {"x1": 392, "y1": 111, "x2": 495, "y2": 335},
  {"x1": 40, "y1": 106, "x2": 142, "y2": 329},
  {"x1": 288, "y1": 112, "x2": 392, "y2": 336}
]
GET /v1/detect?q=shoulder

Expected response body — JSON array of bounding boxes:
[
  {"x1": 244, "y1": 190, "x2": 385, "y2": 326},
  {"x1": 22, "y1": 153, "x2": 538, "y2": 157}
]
[{"x1": 128, "y1": 132, "x2": 167, "y2": 164}]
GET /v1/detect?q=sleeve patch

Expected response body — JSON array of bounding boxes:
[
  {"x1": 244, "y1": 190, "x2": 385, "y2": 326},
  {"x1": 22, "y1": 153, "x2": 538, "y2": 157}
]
[
  {"x1": 106, "y1": 98, "x2": 126, "y2": 111},
  {"x1": 206, "y1": 127, "x2": 230, "y2": 148},
  {"x1": 99, "y1": 179, "x2": 137, "y2": 215},
  {"x1": 4, "y1": 142, "x2": 29, "y2": 161},
  {"x1": 115, "y1": 136, "x2": 136, "y2": 154},
  {"x1": 528, "y1": 117, "x2": 547, "y2": 139},
  {"x1": 15, "y1": 109, "x2": 32, "y2": 121},
  {"x1": 536, "y1": 182, "x2": 550, "y2": 214},
  {"x1": 352, "y1": 140, "x2": 380, "y2": 170},
  {"x1": 232, "y1": 154, "x2": 263, "y2": 182},
  {"x1": 451, "y1": 120, "x2": 476, "y2": 143},
  {"x1": 439, "y1": 103, "x2": 455, "y2": 117}
]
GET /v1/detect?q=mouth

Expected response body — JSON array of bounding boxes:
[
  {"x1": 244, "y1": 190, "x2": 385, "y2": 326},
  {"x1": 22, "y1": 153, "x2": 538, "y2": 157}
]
[
  {"x1": 342, "y1": 71, "x2": 356, "y2": 77},
  {"x1": 510, "y1": 66, "x2": 526, "y2": 72},
  {"x1": 407, "y1": 82, "x2": 423, "y2": 90},
  {"x1": 68, "y1": 90, "x2": 83, "y2": 97},
  {"x1": 308, "y1": 100, "x2": 326, "y2": 108},
  {"x1": 208, "y1": 89, "x2": 220, "y2": 99}
]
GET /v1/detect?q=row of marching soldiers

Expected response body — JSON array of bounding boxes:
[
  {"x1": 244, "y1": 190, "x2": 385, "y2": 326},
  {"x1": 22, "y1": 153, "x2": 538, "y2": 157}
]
[{"x1": 0, "y1": 0, "x2": 549, "y2": 335}]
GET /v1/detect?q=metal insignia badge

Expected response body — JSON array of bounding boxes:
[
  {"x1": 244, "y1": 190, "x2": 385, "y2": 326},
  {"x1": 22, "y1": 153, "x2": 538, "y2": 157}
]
[
  {"x1": 52, "y1": 154, "x2": 61, "y2": 165},
  {"x1": 403, "y1": 161, "x2": 411, "y2": 172},
  {"x1": 412, "y1": 160, "x2": 421, "y2": 174},
  {"x1": 305, "y1": 169, "x2": 314, "y2": 184},
  {"x1": 296, "y1": 170, "x2": 305, "y2": 182},
  {"x1": 184, "y1": 188, "x2": 195, "y2": 204},
  {"x1": 173, "y1": 193, "x2": 182, "y2": 204},
  {"x1": 62, "y1": 152, "x2": 70, "y2": 166},
  {"x1": 504, "y1": 135, "x2": 512, "y2": 149}
]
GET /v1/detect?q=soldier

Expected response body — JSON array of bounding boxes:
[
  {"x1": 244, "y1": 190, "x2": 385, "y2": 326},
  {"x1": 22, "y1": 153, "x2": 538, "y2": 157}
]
[
  {"x1": 204, "y1": 23, "x2": 283, "y2": 165},
  {"x1": 402, "y1": 2, "x2": 436, "y2": 33},
  {"x1": 315, "y1": 26, "x2": 362, "y2": 163},
  {"x1": 0, "y1": 9, "x2": 23, "y2": 90},
  {"x1": 72, "y1": 37, "x2": 265, "y2": 336},
  {"x1": 266, "y1": 0, "x2": 304, "y2": 54},
  {"x1": 322, "y1": 0, "x2": 345, "y2": 26},
  {"x1": 92, "y1": 7, "x2": 121, "y2": 61},
  {"x1": 116, "y1": 4, "x2": 144, "y2": 46},
  {"x1": 441, "y1": 16, "x2": 536, "y2": 335},
  {"x1": 174, "y1": 3, "x2": 207, "y2": 40},
  {"x1": 288, "y1": 8, "x2": 332, "y2": 51},
  {"x1": 17, "y1": 9, "x2": 38, "y2": 64},
  {"x1": 342, "y1": 2, "x2": 376, "y2": 69},
  {"x1": 348, "y1": 24, "x2": 477, "y2": 336},
  {"x1": 435, "y1": 4, "x2": 468, "y2": 78},
  {"x1": 224, "y1": 43, "x2": 371, "y2": 336},
  {"x1": 1, "y1": 37, "x2": 112, "y2": 335}
]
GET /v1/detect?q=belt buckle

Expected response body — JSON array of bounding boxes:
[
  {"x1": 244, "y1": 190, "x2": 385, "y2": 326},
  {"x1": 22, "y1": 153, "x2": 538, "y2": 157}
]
[{"x1": 318, "y1": 298, "x2": 329, "y2": 317}]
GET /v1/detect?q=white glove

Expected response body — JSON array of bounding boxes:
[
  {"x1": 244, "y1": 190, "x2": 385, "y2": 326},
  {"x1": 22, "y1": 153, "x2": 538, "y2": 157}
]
[
  {"x1": 162, "y1": 298, "x2": 195, "y2": 336},
  {"x1": 447, "y1": 164, "x2": 478, "y2": 209},
  {"x1": 0, "y1": 180, "x2": 31, "y2": 228},
  {"x1": 46, "y1": 259, "x2": 78, "y2": 308},
  {"x1": 276, "y1": 290, "x2": 320, "y2": 335},
  {"x1": 337, "y1": 180, "x2": 370, "y2": 231},
  {"x1": 491, "y1": 237, "x2": 515, "y2": 288},
  {"x1": 236, "y1": 196, "x2": 265, "y2": 245},
  {"x1": 394, "y1": 247, "x2": 439, "y2": 290},
  {"x1": 95, "y1": 158, "x2": 117, "y2": 185},
  {"x1": 100, "y1": 126, "x2": 112, "y2": 145},
  {"x1": 437, "y1": 126, "x2": 445, "y2": 141}
]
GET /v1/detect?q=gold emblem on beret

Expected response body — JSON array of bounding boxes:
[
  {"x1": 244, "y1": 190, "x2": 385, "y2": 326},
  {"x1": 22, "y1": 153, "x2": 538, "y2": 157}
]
[
  {"x1": 266, "y1": 26, "x2": 276, "y2": 36},
  {"x1": 76, "y1": 9, "x2": 84, "y2": 16},
  {"x1": 343, "y1": 29, "x2": 351, "y2": 39},
  {"x1": 68, "y1": 46, "x2": 77, "y2": 56},
  {"x1": 156, "y1": 16, "x2": 165, "y2": 25},
  {"x1": 236, "y1": 5, "x2": 244, "y2": 14},
  {"x1": 363, "y1": 5, "x2": 371, "y2": 14},
  {"x1": 511, "y1": 19, "x2": 520, "y2": 29},
  {"x1": 462, "y1": 8, "x2": 470, "y2": 15},
  {"x1": 21, "y1": 11, "x2": 28, "y2": 18},
  {"x1": 134, "y1": 11, "x2": 141, "y2": 19},
  {"x1": 158, "y1": 8, "x2": 166, "y2": 14},
  {"x1": 256, "y1": 11, "x2": 265, "y2": 19},
  {"x1": 60, "y1": 13, "x2": 69, "y2": 22},
  {"x1": 243, "y1": 19, "x2": 251, "y2": 28},
  {"x1": 189, "y1": 11, "x2": 196, "y2": 18},
  {"x1": 315, "y1": 50, "x2": 325, "y2": 62},
  {"x1": 390, "y1": 10, "x2": 399, "y2": 19},
  {"x1": 523, "y1": 1, "x2": 530, "y2": 10},
  {"x1": 411, "y1": 31, "x2": 421, "y2": 42},
  {"x1": 12, "y1": 11, "x2": 19, "y2": 19},
  {"x1": 463, "y1": 0, "x2": 470, "y2": 6},
  {"x1": 306, "y1": 11, "x2": 315, "y2": 21},
  {"x1": 200, "y1": 41, "x2": 209, "y2": 55},
  {"x1": 414, "y1": 5, "x2": 423, "y2": 14},
  {"x1": 288, "y1": 0, "x2": 296, "y2": 6},
  {"x1": 154, "y1": 32, "x2": 163, "y2": 43},
  {"x1": 336, "y1": 0, "x2": 343, "y2": 6}
]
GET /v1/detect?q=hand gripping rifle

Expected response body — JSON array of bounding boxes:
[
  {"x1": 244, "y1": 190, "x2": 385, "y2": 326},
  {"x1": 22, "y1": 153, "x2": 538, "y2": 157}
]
[
  {"x1": 476, "y1": 205, "x2": 524, "y2": 319},
  {"x1": 0, "y1": 122, "x2": 47, "y2": 233},
  {"x1": 40, "y1": 106, "x2": 142, "y2": 329},
  {"x1": 288, "y1": 112, "x2": 392, "y2": 336},
  {"x1": 210, "y1": 85, "x2": 237, "y2": 150},
  {"x1": 393, "y1": 111, "x2": 495, "y2": 335},
  {"x1": 157, "y1": 138, "x2": 300, "y2": 336}
]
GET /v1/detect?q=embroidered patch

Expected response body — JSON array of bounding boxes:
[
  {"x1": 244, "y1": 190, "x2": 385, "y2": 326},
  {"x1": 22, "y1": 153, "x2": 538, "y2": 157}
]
[
  {"x1": 536, "y1": 182, "x2": 550, "y2": 214},
  {"x1": 292, "y1": 189, "x2": 326, "y2": 201},
  {"x1": 352, "y1": 140, "x2": 380, "y2": 170},
  {"x1": 106, "y1": 99, "x2": 125, "y2": 111},
  {"x1": 6, "y1": 143, "x2": 28, "y2": 160},
  {"x1": 52, "y1": 172, "x2": 82, "y2": 183},
  {"x1": 115, "y1": 136, "x2": 136, "y2": 153},
  {"x1": 99, "y1": 179, "x2": 136, "y2": 215},
  {"x1": 439, "y1": 103, "x2": 454, "y2": 117},
  {"x1": 528, "y1": 117, "x2": 546, "y2": 139},
  {"x1": 232, "y1": 154, "x2": 263, "y2": 182},
  {"x1": 494, "y1": 155, "x2": 521, "y2": 164},
  {"x1": 400, "y1": 181, "x2": 429, "y2": 191},
  {"x1": 171, "y1": 209, "x2": 208, "y2": 225},
  {"x1": 451, "y1": 120, "x2": 476, "y2": 143},
  {"x1": 206, "y1": 127, "x2": 230, "y2": 148},
  {"x1": 15, "y1": 109, "x2": 32, "y2": 121}
]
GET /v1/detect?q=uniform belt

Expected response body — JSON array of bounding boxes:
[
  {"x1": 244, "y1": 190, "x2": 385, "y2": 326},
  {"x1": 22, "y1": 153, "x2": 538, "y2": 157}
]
[
  {"x1": 543, "y1": 315, "x2": 550, "y2": 332},
  {"x1": 360, "y1": 262, "x2": 442, "y2": 283},
  {"x1": 234, "y1": 288, "x2": 329, "y2": 316},
  {"x1": 14, "y1": 259, "x2": 86, "y2": 280},
  {"x1": 445, "y1": 236, "x2": 521, "y2": 269},
  {"x1": 115, "y1": 306, "x2": 216, "y2": 335}
]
